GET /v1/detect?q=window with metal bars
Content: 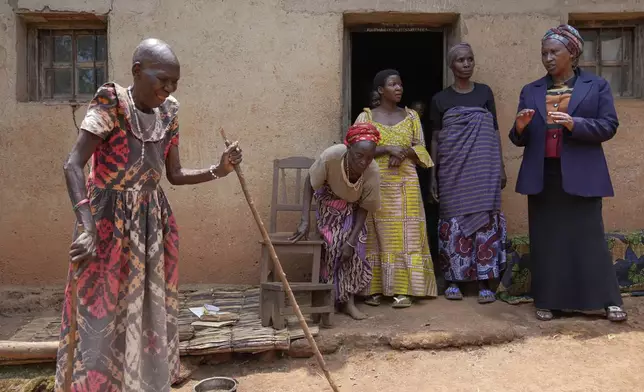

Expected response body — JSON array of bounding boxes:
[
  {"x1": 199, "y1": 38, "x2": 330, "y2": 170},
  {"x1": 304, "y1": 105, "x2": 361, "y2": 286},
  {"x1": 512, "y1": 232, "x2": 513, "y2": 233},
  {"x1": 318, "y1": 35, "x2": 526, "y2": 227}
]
[
  {"x1": 577, "y1": 27, "x2": 635, "y2": 97},
  {"x1": 29, "y1": 29, "x2": 107, "y2": 101}
]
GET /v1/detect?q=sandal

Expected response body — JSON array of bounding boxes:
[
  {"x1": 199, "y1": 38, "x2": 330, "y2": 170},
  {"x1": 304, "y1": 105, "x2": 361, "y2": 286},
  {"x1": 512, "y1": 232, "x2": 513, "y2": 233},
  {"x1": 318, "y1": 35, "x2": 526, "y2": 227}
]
[
  {"x1": 392, "y1": 295, "x2": 412, "y2": 308},
  {"x1": 364, "y1": 294, "x2": 382, "y2": 307},
  {"x1": 478, "y1": 289, "x2": 496, "y2": 304},
  {"x1": 606, "y1": 306, "x2": 628, "y2": 322},
  {"x1": 444, "y1": 286, "x2": 463, "y2": 300},
  {"x1": 536, "y1": 309, "x2": 554, "y2": 321}
]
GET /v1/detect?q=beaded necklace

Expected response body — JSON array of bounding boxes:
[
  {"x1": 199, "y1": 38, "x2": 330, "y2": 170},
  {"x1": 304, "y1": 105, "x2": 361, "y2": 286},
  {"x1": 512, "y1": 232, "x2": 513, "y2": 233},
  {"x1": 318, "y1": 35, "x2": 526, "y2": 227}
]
[
  {"x1": 127, "y1": 86, "x2": 163, "y2": 161},
  {"x1": 342, "y1": 154, "x2": 364, "y2": 190}
]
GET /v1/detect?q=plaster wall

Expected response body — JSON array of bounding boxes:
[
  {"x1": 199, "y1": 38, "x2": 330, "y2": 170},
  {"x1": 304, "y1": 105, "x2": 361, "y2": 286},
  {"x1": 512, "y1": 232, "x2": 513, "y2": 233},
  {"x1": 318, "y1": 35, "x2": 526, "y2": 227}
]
[{"x1": 1, "y1": 0, "x2": 642, "y2": 285}]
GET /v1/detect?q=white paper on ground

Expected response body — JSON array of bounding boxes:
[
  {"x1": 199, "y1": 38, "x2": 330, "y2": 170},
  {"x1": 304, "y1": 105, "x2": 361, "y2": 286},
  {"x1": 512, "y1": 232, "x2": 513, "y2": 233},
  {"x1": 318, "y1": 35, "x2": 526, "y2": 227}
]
[
  {"x1": 189, "y1": 304, "x2": 221, "y2": 318},
  {"x1": 189, "y1": 307, "x2": 205, "y2": 318}
]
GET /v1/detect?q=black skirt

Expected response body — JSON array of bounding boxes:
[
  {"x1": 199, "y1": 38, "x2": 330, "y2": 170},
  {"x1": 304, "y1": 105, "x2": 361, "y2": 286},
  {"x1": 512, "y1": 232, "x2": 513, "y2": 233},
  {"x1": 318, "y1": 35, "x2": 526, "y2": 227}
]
[{"x1": 528, "y1": 159, "x2": 622, "y2": 310}]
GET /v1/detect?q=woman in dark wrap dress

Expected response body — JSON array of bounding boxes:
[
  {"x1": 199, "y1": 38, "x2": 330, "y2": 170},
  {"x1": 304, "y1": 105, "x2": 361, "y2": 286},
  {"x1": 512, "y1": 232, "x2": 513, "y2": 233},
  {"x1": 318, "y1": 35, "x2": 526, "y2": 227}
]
[
  {"x1": 509, "y1": 25, "x2": 626, "y2": 322},
  {"x1": 429, "y1": 43, "x2": 507, "y2": 304}
]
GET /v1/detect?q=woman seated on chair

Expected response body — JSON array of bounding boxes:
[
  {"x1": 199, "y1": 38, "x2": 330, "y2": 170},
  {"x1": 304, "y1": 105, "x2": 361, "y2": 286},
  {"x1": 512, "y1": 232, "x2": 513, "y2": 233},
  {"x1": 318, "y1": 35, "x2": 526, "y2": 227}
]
[{"x1": 290, "y1": 123, "x2": 381, "y2": 320}]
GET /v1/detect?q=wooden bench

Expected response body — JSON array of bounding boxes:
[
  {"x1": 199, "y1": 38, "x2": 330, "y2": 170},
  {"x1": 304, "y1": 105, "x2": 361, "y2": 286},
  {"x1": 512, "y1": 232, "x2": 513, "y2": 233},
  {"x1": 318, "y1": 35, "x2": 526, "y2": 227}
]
[{"x1": 260, "y1": 282, "x2": 334, "y2": 329}]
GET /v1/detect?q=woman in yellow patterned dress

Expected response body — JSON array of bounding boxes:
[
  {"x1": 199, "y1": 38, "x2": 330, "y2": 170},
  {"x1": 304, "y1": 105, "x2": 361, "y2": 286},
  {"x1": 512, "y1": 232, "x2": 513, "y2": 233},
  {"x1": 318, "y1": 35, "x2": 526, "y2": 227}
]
[{"x1": 355, "y1": 69, "x2": 437, "y2": 308}]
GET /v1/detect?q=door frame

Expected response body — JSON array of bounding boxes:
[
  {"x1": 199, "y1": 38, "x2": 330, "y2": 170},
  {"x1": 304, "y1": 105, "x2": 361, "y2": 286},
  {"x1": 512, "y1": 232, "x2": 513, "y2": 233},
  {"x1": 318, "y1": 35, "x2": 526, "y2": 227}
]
[{"x1": 340, "y1": 22, "x2": 458, "y2": 138}]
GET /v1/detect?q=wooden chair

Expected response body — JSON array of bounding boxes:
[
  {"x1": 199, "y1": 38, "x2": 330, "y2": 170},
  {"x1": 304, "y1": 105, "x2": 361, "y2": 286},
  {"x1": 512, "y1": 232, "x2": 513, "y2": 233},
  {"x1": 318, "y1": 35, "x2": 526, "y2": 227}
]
[
  {"x1": 259, "y1": 156, "x2": 334, "y2": 327},
  {"x1": 261, "y1": 282, "x2": 334, "y2": 329},
  {"x1": 259, "y1": 156, "x2": 324, "y2": 284}
]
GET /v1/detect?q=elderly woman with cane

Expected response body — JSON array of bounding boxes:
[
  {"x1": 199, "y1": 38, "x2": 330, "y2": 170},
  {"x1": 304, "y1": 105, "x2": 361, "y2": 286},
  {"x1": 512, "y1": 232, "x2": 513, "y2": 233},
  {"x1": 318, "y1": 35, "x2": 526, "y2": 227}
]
[
  {"x1": 58, "y1": 38, "x2": 242, "y2": 391},
  {"x1": 290, "y1": 123, "x2": 381, "y2": 321},
  {"x1": 510, "y1": 25, "x2": 626, "y2": 322}
]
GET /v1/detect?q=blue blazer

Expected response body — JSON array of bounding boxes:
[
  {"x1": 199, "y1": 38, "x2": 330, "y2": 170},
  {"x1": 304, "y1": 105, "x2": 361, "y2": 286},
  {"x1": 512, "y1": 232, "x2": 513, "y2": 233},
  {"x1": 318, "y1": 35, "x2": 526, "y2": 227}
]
[{"x1": 509, "y1": 70, "x2": 618, "y2": 197}]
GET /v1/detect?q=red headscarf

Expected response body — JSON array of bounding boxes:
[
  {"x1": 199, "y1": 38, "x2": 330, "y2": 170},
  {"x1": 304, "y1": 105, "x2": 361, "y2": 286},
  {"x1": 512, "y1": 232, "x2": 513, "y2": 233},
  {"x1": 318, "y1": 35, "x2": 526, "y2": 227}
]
[{"x1": 344, "y1": 122, "x2": 381, "y2": 146}]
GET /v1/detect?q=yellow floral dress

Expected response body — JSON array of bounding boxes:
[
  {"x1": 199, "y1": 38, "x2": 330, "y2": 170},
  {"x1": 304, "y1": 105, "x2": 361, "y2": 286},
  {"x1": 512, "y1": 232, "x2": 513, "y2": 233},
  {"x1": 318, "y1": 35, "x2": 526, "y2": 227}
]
[{"x1": 355, "y1": 108, "x2": 437, "y2": 298}]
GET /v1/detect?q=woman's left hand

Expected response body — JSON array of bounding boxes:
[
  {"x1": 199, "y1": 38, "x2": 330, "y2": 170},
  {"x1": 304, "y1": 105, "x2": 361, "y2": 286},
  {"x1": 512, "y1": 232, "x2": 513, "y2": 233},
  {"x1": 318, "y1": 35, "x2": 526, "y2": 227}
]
[
  {"x1": 387, "y1": 146, "x2": 407, "y2": 160},
  {"x1": 340, "y1": 241, "x2": 356, "y2": 265},
  {"x1": 549, "y1": 112, "x2": 574, "y2": 131},
  {"x1": 218, "y1": 141, "x2": 243, "y2": 176},
  {"x1": 388, "y1": 155, "x2": 403, "y2": 168},
  {"x1": 69, "y1": 231, "x2": 97, "y2": 265}
]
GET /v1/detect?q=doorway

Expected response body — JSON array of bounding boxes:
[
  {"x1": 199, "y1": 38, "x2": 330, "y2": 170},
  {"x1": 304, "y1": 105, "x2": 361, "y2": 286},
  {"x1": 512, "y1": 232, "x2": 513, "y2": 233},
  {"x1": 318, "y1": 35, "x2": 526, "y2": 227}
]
[
  {"x1": 349, "y1": 29, "x2": 445, "y2": 125},
  {"x1": 346, "y1": 27, "x2": 446, "y2": 281}
]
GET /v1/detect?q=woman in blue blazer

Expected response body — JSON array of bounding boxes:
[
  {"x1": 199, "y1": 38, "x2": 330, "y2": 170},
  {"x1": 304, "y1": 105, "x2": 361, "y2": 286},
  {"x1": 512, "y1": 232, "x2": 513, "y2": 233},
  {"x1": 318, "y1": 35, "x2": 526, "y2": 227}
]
[{"x1": 509, "y1": 25, "x2": 626, "y2": 322}]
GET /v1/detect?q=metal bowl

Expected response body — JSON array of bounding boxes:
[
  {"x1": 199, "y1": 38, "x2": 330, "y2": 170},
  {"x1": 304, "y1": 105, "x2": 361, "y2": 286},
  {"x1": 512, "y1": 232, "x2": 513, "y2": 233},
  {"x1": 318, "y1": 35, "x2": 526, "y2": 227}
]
[{"x1": 193, "y1": 377, "x2": 238, "y2": 392}]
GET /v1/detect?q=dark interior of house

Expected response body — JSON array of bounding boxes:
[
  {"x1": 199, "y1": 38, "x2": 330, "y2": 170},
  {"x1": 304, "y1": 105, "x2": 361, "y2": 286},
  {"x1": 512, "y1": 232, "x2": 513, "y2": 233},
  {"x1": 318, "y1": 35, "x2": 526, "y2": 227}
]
[{"x1": 350, "y1": 31, "x2": 445, "y2": 124}]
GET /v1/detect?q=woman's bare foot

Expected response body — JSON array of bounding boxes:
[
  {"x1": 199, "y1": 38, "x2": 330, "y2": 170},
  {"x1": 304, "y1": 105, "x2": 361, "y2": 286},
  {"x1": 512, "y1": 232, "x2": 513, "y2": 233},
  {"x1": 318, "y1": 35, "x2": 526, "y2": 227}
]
[
  {"x1": 343, "y1": 302, "x2": 367, "y2": 320},
  {"x1": 342, "y1": 295, "x2": 367, "y2": 320}
]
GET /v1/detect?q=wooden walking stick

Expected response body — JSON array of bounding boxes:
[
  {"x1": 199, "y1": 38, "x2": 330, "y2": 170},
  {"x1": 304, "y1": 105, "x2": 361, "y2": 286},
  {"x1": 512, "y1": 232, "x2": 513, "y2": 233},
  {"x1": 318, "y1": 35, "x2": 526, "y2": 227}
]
[
  {"x1": 64, "y1": 226, "x2": 81, "y2": 392},
  {"x1": 219, "y1": 128, "x2": 340, "y2": 392}
]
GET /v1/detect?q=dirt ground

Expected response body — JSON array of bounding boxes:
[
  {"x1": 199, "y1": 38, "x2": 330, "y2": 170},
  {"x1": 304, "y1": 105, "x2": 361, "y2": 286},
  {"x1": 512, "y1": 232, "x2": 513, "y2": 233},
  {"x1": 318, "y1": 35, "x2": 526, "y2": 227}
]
[
  {"x1": 177, "y1": 331, "x2": 644, "y2": 392},
  {"x1": 3, "y1": 332, "x2": 642, "y2": 392},
  {"x1": 2, "y1": 286, "x2": 643, "y2": 392},
  {"x1": 305, "y1": 295, "x2": 643, "y2": 353},
  {"x1": 0, "y1": 286, "x2": 63, "y2": 340}
]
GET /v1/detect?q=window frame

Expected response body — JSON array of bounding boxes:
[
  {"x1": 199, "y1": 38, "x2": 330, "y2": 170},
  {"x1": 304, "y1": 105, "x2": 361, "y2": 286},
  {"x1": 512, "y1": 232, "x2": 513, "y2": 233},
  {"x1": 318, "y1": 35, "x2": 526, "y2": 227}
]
[
  {"x1": 26, "y1": 21, "x2": 108, "y2": 103},
  {"x1": 571, "y1": 18, "x2": 644, "y2": 99},
  {"x1": 577, "y1": 27, "x2": 635, "y2": 97}
]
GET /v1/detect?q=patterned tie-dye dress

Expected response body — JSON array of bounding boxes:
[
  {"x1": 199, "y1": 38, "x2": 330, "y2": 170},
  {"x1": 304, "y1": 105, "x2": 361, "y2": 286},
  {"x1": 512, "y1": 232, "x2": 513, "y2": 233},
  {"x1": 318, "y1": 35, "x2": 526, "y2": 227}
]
[{"x1": 55, "y1": 83, "x2": 180, "y2": 392}]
